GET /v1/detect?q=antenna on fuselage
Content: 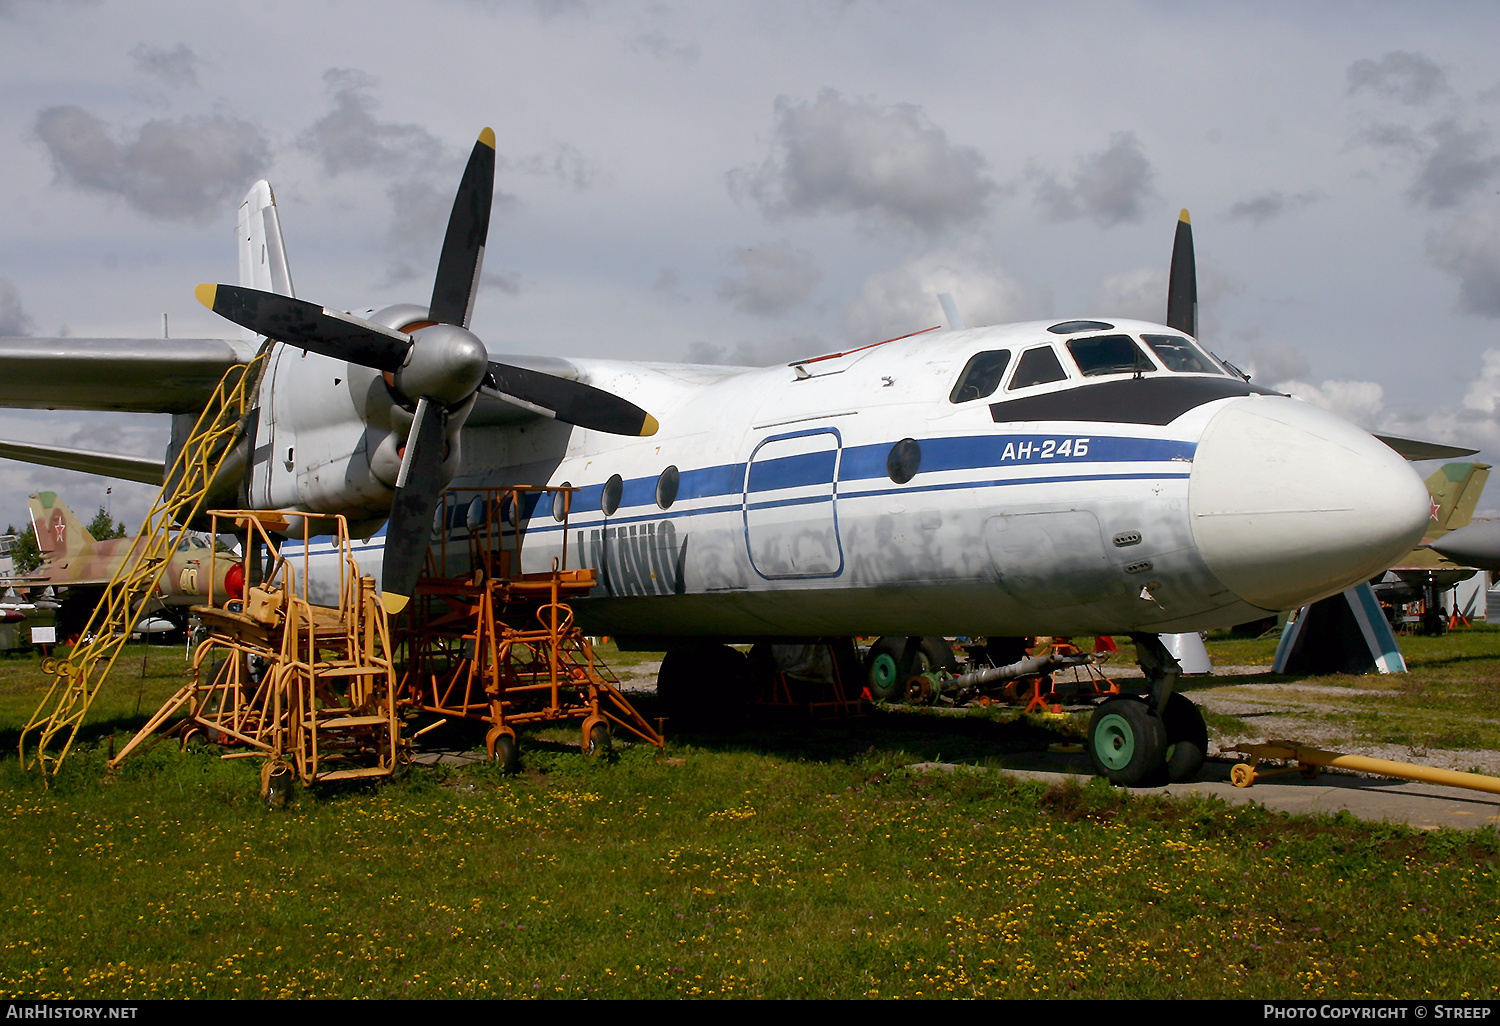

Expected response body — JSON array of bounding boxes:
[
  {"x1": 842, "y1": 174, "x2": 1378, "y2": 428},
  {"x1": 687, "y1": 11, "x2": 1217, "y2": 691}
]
[{"x1": 938, "y1": 292, "x2": 966, "y2": 331}]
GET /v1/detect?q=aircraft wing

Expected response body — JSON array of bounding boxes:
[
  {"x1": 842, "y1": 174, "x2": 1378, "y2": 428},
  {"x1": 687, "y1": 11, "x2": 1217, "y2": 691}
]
[
  {"x1": 0, "y1": 440, "x2": 163, "y2": 485},
  {"x1": 1376, "y1": 434, "x2": 1478, "y2": 462},
  {"x1": 0, "y1": 337, "x2": 256, "y2": 413}
]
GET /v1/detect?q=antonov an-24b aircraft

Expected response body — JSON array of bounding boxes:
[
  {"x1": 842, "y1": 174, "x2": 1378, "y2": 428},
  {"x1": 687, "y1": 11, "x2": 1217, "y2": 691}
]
[{"x1": 0, "y1": 130, "x2": 1436, "y2": 786}]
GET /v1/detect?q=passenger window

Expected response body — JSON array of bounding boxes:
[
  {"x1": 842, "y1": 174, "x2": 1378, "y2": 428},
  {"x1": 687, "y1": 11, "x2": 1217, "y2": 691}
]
[
  {"x1": 948, "y1": 350, "x2": 1012, "y2": 403},
  {"x1": 1008, "y1": 346, "x2": 1069, "y2": 389},
  {"x1": 1066, "y1": 335, "x2": 1155, "y2": 377},
  {"x1": 1142, "y1": 334, "x2": 1222, "y2": 374}
]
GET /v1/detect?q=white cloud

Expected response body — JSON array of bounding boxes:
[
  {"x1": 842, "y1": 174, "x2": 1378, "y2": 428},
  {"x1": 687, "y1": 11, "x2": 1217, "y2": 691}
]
[
  {"x1": 297, "y1": 69, "x2": 443, "y2": 178},
  {"x1": 1348, "y1": 51, "x2": 1450, "y2": 106},
  {"x1": 844, "y1": 239, "x2": 1028, "y2": 344},
  {"x1": 1407, "y1": 119, "x2": 1500, "y2": 210},
  {"x1": 1227, "y1": 190, "x2": 1322, "y2": 225},
  {"x1": 1089, "y1": 266, "x2": 1167, "y2": 323},
  {"x1": 129, "y1": 42, "x2": 200, "y2": 87},
  {"x1": 684, "y1": 335, "x2": 822, "y2": 368},
  {"x1": 716, "y1": 242, "x2": 821, "y2": 317},
  {"x1": 1276, "y1": 353, "x2": 1500, "y2": 459},
  {"x1": 0, "y1": 279, "x2": 33, "y2": 336},
  {"x1": 1427, "y1": 207, "x2": 1500, "y2": 317},
  {"x1": 1276, "y1": 378, "x2": 1388, "y2": 429},
  {"x1": 34, "y1": 106, "x2": 270, "y2": 222},
  {"x1": 1245, "y1": 340, "x2": 1311, "y2": 385},
  {"x1": 1030, "y1": 132, "x2": 1155, "y2": 227},
  {"x1": 730, "y1": 89, "x2": 996, "y2": 235}
]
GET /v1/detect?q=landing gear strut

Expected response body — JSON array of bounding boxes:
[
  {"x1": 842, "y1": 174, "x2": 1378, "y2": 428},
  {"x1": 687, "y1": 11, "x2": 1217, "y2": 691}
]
[{"x1": 1087, "y1": 634, "x2": 1206, "y2": 786}]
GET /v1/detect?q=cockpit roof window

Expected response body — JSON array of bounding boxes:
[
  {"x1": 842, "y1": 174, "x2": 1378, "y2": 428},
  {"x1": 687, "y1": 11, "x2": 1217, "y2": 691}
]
[
  {"x1": 1008, "y1": 345, "x2": 1069, "y2": 390},
  {"x1": 1142, "y1": 334, "x2": 1225, "y2": 375},
  {"x1": 949, "y1": 350, "x2": 1012, "y2": 403},
  {"x1": 1066, "y1": 334, "x2": 1156, "y2": 377}
]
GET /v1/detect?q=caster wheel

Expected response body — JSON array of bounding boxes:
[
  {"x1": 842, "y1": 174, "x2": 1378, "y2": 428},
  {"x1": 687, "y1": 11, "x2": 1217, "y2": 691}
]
[{"x1": 586, "y1": 721, "x2": 612, "y2": 758}]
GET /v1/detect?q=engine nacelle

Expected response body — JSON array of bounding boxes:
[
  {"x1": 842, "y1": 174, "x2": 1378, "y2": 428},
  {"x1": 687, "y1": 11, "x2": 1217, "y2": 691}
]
[{"x1": 248, "y1": 303, "x2": 479, "y2": 532}]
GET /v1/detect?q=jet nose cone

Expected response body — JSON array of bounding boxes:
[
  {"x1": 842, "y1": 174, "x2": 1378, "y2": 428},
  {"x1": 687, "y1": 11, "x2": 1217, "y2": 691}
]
[{"x1": 1189, "y1": 396, "x2": 1430, "y2": 610}]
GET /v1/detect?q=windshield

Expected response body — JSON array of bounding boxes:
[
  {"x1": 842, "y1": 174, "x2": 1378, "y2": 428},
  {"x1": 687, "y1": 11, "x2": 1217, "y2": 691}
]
[
  {"x1": 949, "y1": 350, "x2": 1012, "y2": 403},
  {"x1": 1142, "y1": 334, "x2": 1226, "y2": 375},
  {"x1": 1066, "y1": 335, "x2": 1155, "y2": 377}
]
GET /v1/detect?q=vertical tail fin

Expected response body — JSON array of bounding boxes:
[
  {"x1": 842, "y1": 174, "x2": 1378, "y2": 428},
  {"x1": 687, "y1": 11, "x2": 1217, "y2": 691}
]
[
  {"x1": 28, "y1": 492, "x2": 96, "y2": 559},
  {"x1": 237, "y1": 181, "x2": 295, "y2": 313},
  {"x1": 1422, "y1": 461, "x2": 1492, "y2": 541}
]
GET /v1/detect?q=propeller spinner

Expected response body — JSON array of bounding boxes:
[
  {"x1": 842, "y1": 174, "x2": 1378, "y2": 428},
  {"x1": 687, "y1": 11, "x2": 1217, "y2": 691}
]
[{"x1": 197, "y1": 129, "x2": 658, "y2": 613}]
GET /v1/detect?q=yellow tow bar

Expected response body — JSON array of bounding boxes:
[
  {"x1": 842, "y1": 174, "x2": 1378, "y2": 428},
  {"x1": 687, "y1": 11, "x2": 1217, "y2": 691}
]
[{"x1": 1226, "y1": 740, "x2": 1500, "y2": 795}]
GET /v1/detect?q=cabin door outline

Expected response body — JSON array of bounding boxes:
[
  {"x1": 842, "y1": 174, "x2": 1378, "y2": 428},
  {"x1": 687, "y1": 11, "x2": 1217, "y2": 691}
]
[{"x1": 742, "y1": 427, "x2": 845, "y2": 580}]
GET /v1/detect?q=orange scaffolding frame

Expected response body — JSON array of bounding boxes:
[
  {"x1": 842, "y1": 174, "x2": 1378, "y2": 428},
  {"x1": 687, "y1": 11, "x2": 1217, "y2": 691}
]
[{"x1": 397, "y1": 486, "x2": 663, "y2": 765}]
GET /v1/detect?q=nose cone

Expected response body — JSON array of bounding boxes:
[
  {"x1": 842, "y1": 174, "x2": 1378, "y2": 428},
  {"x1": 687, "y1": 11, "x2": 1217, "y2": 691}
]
[{"x1": 1189, "y1": 396, "x2": 1430, "y2": 610}]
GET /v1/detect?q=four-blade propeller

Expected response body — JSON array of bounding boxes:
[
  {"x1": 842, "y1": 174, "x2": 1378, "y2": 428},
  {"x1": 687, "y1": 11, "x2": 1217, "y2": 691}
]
[{"x1": 197, "y1": 128, "x2": 657, "y2": 613}]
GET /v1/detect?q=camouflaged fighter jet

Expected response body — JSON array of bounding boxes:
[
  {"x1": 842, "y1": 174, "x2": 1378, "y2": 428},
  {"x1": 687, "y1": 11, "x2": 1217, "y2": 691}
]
[
  {"x1": 1376, "y1": 462, "x2": 1491, "y2": 592},
  {"x1": 25, "y1": 492, "x2": 231, "y2": 639}
]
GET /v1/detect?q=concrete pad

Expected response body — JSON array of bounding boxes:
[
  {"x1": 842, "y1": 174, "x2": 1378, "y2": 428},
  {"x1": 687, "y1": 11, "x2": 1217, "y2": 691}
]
[{"x1": 913, "y1": 750, "x2": 1500, "y2": 831}]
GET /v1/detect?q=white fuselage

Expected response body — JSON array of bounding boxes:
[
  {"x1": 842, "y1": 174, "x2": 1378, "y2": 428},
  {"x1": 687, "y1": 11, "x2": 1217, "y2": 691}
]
[{"x1": 263, "y1": 318, "x2": 1431, "y2": 642}]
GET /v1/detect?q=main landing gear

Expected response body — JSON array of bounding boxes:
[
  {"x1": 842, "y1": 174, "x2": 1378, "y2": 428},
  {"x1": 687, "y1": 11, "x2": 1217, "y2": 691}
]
[{"x1": 1086, "y1": 633, "x2": 1207, "y2": 786}]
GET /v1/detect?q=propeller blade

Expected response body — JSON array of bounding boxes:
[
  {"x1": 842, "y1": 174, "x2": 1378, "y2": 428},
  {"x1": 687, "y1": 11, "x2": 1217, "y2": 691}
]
[
  {"x1": 429, "y1": 129, "x2": 496, "y2": 328},
  {"x1": 1166, "y1": 208, "x2": 1198, "y2": 338},
  {"x1": 196, "y1": 284, "x2": 412, "y2": 373},
  {"x1": 484, "y1": 361, "x2": 658, "y2": 436},
  {"x1": 380, "y1": 397, "x2": 448, "y2": 614}
]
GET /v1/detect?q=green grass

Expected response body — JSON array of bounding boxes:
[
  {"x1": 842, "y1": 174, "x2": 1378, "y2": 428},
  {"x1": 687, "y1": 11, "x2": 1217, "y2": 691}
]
[
  {"x1": 1188, "y1": 624, "x2": 1500, "y2": 754},
  {"x1": 0, "y1": 641, "x2": 1497, "y2": 999}
]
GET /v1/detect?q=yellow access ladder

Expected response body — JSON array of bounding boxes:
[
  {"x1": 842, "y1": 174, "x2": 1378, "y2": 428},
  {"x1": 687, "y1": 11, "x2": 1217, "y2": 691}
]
[{"x1": 18, "y1": 353, "x2": 267, "y2": 775}]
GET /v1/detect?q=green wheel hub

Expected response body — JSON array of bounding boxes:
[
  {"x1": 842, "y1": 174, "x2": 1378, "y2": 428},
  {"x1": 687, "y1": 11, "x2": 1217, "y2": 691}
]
[
  {"x1": 1092, "y1": 712, "x2": 1138, "y2": 772},
  {"x1": 870, "y1": 652, "x2": 899, "y2": 691}
]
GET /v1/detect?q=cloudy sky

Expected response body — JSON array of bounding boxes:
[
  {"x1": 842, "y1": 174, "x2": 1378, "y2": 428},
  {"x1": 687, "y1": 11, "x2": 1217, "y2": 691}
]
[{"x1": 3, "y1": 0, "x2": 1500, "y2": 529}]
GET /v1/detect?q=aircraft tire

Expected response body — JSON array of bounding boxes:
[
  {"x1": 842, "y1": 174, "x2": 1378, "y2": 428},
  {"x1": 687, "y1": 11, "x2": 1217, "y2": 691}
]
[
  {"x1": 657, "y1": 645, "x2": 749, "y2": 727},
  {"x1": 1162, "y1": 693, "x2": 1208, "y2": 783},
  {"x1": 1088, "y1": 696, "x2": 1167, "y2": 787},
  {"x1": 864, "y1": 637, "x2": 954, "y2": 702}
]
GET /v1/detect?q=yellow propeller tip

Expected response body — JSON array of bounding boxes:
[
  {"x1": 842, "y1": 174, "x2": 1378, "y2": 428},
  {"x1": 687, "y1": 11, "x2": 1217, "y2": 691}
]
[
  {"x1": 479, "y1": 127, "x2": 496, "y2": 150},
  {"x1": 380, "y1": 592, "x2": 410, "y2": 616},
  {"x1": 194, "y1": 283, "x2": 217, "y2": 308},
  {"x1": 640, "y1": 414, "x2": 660, "y2": 437},
  {"x1": 1179, "y1": 208, "x2": 1191, "y2": 224}
]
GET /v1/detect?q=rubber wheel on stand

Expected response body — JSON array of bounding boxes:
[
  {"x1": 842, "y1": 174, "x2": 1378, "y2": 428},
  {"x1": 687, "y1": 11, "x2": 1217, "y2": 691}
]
[
  {"x1": 586, "y1": 720, "x2": 612, "y2": 758},
  {"x1": 488, "y1": 728, "x2": 520, "y2": 774}
]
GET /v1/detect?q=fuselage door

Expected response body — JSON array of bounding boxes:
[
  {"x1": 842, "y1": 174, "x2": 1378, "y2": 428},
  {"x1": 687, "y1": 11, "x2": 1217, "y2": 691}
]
[{"x1": 743, "y1": 428, "x2": 844, "y2": 579}]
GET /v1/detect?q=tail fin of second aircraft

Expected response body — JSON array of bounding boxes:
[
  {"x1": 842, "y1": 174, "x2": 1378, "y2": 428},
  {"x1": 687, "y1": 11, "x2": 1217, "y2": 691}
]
[
  {"x1": 28, "y1": 492, "x2": 96, "y2": 559},
  {"x1": 1422, "y1": 461, "x2": 1491, "y2": 541}
]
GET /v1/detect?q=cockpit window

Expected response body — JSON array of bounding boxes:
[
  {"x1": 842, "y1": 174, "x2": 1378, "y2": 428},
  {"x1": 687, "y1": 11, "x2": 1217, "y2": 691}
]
[
  {"x1": 1066, "y1": 335, "x2": 1155, "y2": 377},
  {"x1": 1008, "y1": 346, "x2": 1069, "y2": 389},
  {"x1": 1142, "y1": 334, "x2": 1223, "y2": 374},
  {"x1": 949, "y1": 350, "x2": 1012, "y2": 403}
]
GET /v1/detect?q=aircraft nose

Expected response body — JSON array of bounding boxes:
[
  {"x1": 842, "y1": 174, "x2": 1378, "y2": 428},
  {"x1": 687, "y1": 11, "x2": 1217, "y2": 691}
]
[{"x1": 1188, "y1": 395, "x2": 1430, "y2": 611}]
